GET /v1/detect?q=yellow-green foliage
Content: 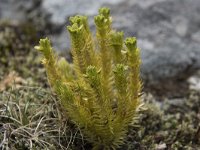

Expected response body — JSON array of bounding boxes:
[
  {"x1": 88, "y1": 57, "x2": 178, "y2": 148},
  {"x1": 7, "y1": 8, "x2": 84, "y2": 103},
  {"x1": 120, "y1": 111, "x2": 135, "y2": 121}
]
[{"x1": 35, "y1": 7, "x2": 142, "y2": 150}]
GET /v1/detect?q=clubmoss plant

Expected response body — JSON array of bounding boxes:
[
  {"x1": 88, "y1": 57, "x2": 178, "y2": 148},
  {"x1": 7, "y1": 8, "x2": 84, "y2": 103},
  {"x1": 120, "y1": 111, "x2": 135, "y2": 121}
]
[{"x1": 35, "y1": 7, "x2": 143, "y2": 150}]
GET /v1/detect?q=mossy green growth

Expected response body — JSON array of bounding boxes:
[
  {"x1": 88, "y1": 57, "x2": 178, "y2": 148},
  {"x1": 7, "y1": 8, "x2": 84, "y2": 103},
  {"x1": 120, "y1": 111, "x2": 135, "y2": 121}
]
[{"x1": 35, "y1": 7, "x2": 143, "y2": 150}]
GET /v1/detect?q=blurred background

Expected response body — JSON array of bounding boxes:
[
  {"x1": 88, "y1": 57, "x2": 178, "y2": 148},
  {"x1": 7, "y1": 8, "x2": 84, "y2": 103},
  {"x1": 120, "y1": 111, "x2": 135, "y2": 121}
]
[{"x1": 0, "y1": 0, "x2": 200, "y2": 98}]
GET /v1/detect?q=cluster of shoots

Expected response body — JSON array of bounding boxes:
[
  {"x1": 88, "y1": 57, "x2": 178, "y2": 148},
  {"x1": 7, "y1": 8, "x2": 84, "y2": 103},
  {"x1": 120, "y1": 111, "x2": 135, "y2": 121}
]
[{"x1": 35, "y1": 7, "x2": 142, "y2": 150}]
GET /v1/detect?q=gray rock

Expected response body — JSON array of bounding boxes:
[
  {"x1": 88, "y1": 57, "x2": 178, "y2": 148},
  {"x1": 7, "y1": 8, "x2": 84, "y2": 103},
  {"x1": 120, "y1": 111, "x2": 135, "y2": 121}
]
[
  {"x1": 1, "y1": 0, "x2": 200, "y2": 85},
  {"x1": 0, "y1": 0, "x2": 41, "y2": 23},
  {"x1": 188, "y1": 70, "x2": 200, "y2": 91},
  {"x1": 111, "y1": 0, "x2": 200, "y2": 82},
  {"x1": 42, "y1": 0, "x2": 124, "y2": 25},
  {"x1": 41, "y1": 0, "x2": 125, "y2": 52},
  {"x1": 41, "y1": 0, "x2": 200, "y2": 83}
]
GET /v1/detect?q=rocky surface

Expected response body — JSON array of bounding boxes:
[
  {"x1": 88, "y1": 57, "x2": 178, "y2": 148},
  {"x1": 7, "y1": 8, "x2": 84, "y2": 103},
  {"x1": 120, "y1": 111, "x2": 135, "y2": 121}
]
[
  {"x1": 111, "y1": 0, "x2": 200, "y2": 83},
  {"x1": 40, "y1": 0, "x2": 200, "y2": 85},
  {"x1": 188, "y1": 70, "x2": 200, "y2": 91},
  {"x1": 0, "y1": 0, "x2": 42, "y2": 22},
  {"x1": 1, "y1": 0, "x2": 200, "y2": 91}
]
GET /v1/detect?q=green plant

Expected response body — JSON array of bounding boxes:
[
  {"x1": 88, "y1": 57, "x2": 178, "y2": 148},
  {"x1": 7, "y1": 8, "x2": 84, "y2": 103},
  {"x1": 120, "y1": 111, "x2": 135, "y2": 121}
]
[{"x1": 35, "y1": 7, "x2": 143, "y2": 150}]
